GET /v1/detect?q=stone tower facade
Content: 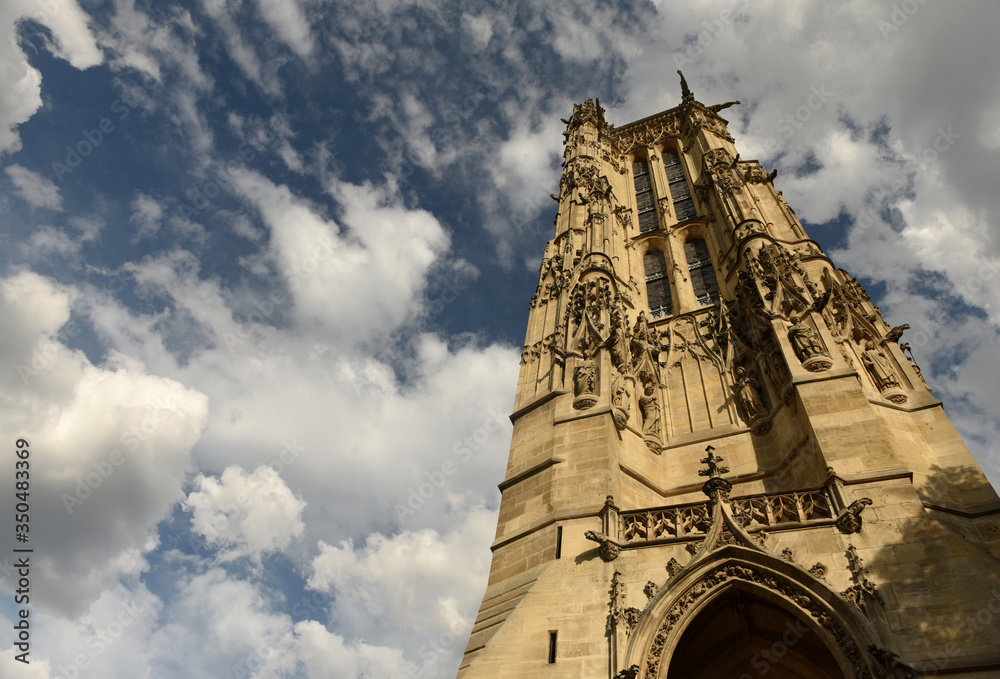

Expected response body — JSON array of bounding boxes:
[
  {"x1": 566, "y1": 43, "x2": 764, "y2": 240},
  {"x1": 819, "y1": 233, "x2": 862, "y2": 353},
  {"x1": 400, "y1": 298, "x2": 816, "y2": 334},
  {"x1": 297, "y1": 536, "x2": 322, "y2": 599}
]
[{"x1": 457, "y1": 77, "x2": 1000, "y2": 678}]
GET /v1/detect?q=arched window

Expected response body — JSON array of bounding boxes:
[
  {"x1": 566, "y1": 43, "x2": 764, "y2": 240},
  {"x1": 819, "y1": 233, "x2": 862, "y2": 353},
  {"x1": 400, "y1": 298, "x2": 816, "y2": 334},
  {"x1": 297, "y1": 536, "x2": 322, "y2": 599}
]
[
  {"x1": 684, "y1": 238, "x2": 720, "y2": 307},
  {"x1": 632, "y1": 159, "x2": 660, "y2": 234},
  {"x1": 644, "y1": 250, "x2": 673, "y2": 319},
  {"x1": 662, "y1": 149, "x2": 696, "y2": 222}
]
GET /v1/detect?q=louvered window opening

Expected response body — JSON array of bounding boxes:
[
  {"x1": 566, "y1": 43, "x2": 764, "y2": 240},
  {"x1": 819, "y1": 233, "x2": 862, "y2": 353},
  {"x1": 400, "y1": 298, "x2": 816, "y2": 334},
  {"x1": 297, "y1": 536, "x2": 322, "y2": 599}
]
[
  {"x1": 662, "y1": 149, "x2": 697, "y2": 222},
  {"x1": 644, "y1": 250, "x2": 673, "y2": 319},
  {"x1": 633, "y1": 159, "x2": 660, "y2": 234},
  {"x1": 684, "y1": 239, "x2": 720, "y2": 307}
]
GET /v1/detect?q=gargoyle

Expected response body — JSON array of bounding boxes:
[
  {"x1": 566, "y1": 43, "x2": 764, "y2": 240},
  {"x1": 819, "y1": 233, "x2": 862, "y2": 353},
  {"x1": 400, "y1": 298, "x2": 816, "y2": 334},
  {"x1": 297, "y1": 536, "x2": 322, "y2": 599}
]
[
  {"x1": 837, "y1": 497, "x2": 873, "y2": 534},
  {"x1": 884, "y1": 324, "x2": 910, "y2": 342},
  {"x1": 708, "y1": 100, "x2": 741, "y2": 113},
  {"x1": 585, "y1": 530, "x2": 622, "y2": 562}
]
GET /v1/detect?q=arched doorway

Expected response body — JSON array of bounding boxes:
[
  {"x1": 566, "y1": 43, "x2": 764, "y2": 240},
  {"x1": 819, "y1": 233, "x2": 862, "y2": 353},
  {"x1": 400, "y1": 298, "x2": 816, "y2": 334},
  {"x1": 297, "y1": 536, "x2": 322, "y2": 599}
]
[{"x1": 666, "y1": 588, "x2": 846, "y2": 678}]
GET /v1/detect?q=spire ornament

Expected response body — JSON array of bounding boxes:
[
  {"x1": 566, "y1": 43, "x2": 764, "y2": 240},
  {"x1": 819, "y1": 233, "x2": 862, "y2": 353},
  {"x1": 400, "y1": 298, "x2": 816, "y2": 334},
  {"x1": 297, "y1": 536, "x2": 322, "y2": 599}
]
[{"x1": 699, "y1": 445, "x2": 733, "y2": 503}]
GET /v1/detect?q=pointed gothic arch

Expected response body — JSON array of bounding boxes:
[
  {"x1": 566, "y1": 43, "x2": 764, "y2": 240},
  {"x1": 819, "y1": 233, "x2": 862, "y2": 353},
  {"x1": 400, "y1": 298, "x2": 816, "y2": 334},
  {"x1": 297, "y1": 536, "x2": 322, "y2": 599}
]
[
  {"x1": 622, "y1": 506, "x2": 886, "y2": 679},
  {"x1": 664, "y1": 582, "x2": 847, "y2": 678}
]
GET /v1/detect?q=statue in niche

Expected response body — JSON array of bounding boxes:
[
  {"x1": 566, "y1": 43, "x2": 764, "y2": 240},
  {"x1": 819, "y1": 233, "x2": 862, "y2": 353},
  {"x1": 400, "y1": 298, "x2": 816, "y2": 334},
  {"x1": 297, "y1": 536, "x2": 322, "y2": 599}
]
[
  {"x1": 573, "y1": 359, "x2": 600, "y2": 410},
  {"x1": 862, "y1": 340, "x2": 900, "y2": 391},
  {"x1": 611, "y1": 376, "x2": 630, "y2": 430},
  {"x1": 734, "y1": 367, "x2": 766, "y2": 421},
  {"x1": 638, "y1": 379, "x2": 662, "y2": 438},
  {"x1": 788, "y1": 314, "x2": 827, "y2": 362}
]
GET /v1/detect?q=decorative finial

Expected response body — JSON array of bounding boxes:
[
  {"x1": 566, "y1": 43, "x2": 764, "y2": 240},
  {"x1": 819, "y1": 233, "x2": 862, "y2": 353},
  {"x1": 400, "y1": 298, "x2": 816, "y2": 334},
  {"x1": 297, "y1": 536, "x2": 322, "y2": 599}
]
[
  {"x1": 699, "y1": 445, "x2": 729, "y2": 479},
  {"x1": 677, "y1": 70, "x2": 693, "y2": 102},
  {"x1": 699, "y1": 445, "x2": 732, "y2": 503}
]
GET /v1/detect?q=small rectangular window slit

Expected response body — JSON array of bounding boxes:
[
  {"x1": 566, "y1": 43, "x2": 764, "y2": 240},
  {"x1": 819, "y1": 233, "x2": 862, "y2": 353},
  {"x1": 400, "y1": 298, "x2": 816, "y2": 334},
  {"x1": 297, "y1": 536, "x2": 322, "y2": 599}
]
[
  {"x1": 555, "y1": 526, "x2": 562, "y2": 559},
  {"x1": 548, "y1": 631, "x2": 558, "y2": 664}
]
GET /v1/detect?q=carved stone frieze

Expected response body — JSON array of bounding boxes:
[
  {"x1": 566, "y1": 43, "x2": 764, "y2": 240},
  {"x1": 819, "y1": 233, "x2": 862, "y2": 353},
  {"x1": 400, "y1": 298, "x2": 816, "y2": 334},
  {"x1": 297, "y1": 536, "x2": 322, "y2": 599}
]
[{"x1": 610, "y1": 113, "x2": 682, "y2": 158}]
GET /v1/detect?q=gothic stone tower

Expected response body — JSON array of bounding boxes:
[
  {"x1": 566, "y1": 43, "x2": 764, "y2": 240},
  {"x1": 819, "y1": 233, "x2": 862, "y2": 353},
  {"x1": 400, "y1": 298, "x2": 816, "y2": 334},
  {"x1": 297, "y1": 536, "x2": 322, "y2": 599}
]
[{"x1": 457, "y1": 77, "x2": 1000, "y2": 678}]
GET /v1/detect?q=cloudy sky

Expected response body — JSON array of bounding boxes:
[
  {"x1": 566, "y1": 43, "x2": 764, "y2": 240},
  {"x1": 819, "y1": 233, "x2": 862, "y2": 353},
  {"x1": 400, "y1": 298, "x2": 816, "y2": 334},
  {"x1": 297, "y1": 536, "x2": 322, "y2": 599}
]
[{"x1": 1, "y1": 1, "x2": 998, "y2": 677}]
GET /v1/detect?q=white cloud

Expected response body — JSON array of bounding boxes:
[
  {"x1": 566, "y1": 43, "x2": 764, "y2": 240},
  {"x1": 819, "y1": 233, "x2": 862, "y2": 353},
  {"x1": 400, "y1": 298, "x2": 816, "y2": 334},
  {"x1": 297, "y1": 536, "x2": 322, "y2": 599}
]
[
  {"x1": 0, "y1": 271, "x2": 209, "y2": 615},
  {"x1": 294, "y1": 620, "x2": 410, "y2": 679},
  {"x1": 254, "y1": 0, "x2": 314, "y2": 59},
  {"x1": 0, "y1": 0, "x2": 101, "y2": 154},
  {"x1": 129, "y1": 192, "x2": 164, "y2": 240},
  {"x1": 185, "y1": 465, "x2": 306, "y2": 562},
  {"x1": 230, "y1": 171, "x2": 450, "y2": 343},
  {"x1": 4, "y1": 164, "x2": 62, "y2": 209},
  {"x1": 307, "y1": 506, "x2": 496, "y2": 674}
]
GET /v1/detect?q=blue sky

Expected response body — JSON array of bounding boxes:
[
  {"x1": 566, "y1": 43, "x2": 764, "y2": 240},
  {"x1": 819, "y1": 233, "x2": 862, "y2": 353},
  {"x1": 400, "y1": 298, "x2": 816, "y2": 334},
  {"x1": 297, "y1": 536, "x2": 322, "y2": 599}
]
[{"x1": 1, "y1": 1, "x2": 999, "y2": 677}]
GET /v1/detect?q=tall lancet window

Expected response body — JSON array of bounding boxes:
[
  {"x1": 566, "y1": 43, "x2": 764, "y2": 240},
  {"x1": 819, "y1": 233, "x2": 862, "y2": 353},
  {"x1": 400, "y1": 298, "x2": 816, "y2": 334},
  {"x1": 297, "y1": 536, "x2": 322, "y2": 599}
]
[
  {"x1": 633, "y1": 159, "x2": 660, "y2": 234},
  {"x1": 684, "y1": 239, "x2": 720, "y2": 307},
  {"x1": 662, "y1": 149, "x2": 696, "y2": 222},
  {"x1": 644, "y1": 250, "x2": 673, "y2": 319}
]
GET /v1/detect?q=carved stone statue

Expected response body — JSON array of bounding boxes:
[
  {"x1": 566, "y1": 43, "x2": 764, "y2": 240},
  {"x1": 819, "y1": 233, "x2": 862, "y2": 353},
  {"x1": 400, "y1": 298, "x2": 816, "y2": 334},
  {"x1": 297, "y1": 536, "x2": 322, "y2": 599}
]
[
  {"x1": 734, "y1": 367, "x2": 765, "y2": 420},
  {"x1": 862, "y1": 340, "x2": 900, "y2": 391},
  {"x1": 639, "y1": 381, "x2": 661, "y2": 437},
  {"x1": 573, "y1": 360, "x2": 599, "y2": 410},
  {"x1": 787, "y1": 314, "x2": 831, "y2": 371},
  {"x1": 611, "y1": 377, "x2": 630, "y2": 431}
]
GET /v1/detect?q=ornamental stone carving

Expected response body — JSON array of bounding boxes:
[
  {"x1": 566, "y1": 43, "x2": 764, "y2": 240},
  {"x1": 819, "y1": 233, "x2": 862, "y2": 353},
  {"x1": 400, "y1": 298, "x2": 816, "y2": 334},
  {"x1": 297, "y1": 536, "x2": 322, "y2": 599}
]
[
  {"x1": 642, "y1": 563, "x2": 872, "y2": 679},
  {"x1": 734, "y1": 366, "x2": 770, "y2": 435},
  {"x1": 573, "y1": 359, "x2": 599, "y2": 410},
  {"x1": 638, "y1": 377, "x2": 663, "y2": 454},
  {"x1": 836, "y1": 497, "x2": 873, "y2": 534},
  {"x1": 585, "y1": 530, "x2": 622, "y2": 561},
  {"x1": 788, "y1": 314, "x2": 832, "y2": 371},
  {"x1": 611, "y1": 374, "x2": 630, "y2": 430},
  {"x1": 861, "y1": 340, "x2": 907, "y2": 403}
]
